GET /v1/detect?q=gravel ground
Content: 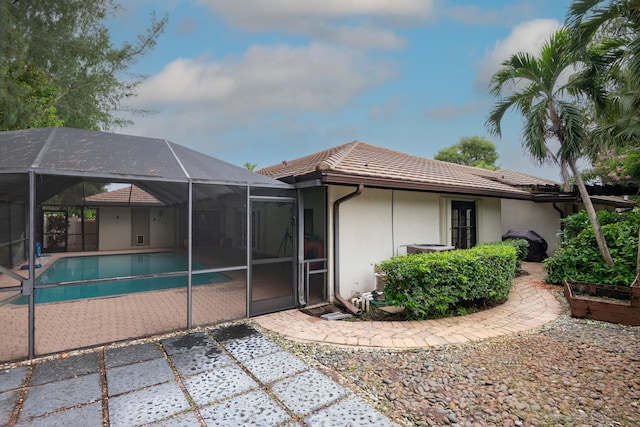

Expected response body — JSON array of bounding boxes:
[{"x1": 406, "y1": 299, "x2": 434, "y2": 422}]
[{"x1": 268, "y1": 290, "x2": 640, "y2": 427}]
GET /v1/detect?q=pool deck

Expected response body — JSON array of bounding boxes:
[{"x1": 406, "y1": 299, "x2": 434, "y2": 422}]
[
  {"x1": 0, "y1": 262, "x2": 563, "y2": 426},
  {"x1": 0, "y1": 249, "x2": 249, "y2": 363}
]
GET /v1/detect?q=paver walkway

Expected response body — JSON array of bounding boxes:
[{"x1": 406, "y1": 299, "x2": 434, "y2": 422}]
[
  {"x1": 255, "y1": 262, "x2": 564, "y2": 348},
  {"x1": 0, "y1": 324, "x2": 399, "y2": 427}
]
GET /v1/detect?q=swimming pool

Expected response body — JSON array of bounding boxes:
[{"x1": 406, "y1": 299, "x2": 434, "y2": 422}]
[{"x1": 13, "y1": 252, "x2": 230, "y2": 305}]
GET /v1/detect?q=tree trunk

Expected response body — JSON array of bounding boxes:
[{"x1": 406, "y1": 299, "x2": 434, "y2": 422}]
[
  {"x1": 568, "y1": 159, "x2": 614, "y2": 266},
  {"x1": 637, "y1": 227, "x2": 640, "y2": 277}
]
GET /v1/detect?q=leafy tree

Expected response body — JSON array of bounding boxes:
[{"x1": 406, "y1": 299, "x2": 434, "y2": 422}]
[
  {"x1": 583, "y1": 145, "x2": 640, "y2": 188},
  {"x1": 1, "y1": 63, "x2": 64, "y2": 129},
  {"x1": 486, "y1": 28, "x2": 614, "y2": 267},
  {"x1": 244, "y1": 162, "x2": 258, "y2": 172},
  {"x1": 0, "y1": 0, "x2": 167, "y2": 131},
  {"x1": 434, "y1": 136, "x2": 499, "y2": 170}
]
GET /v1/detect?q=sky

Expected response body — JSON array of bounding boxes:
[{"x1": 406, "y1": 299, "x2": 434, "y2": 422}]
[{"x1": 108, "y1": 0, "x2": 573, "y2": 180}]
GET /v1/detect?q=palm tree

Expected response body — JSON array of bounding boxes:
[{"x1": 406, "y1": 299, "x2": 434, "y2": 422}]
[
  {"x1": 567, "y1": 0, "x2": 640, "y2": 144},
  {"x1": 486, "y1": 28, "x2": 614, "y2": 266},
  {"x1": 243, "y1": 162, "x2": 258, "y2": 172}
]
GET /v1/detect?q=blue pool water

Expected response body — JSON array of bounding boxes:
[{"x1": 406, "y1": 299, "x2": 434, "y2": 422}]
[{"x1": 13, "y1": 252, "x2": 229, "y2": 305}]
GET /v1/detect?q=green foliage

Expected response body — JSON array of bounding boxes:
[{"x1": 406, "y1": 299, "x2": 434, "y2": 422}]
[
  {"x1": 377, "y1": 242, "x2": 517, "y2": 320},
  {"x1": 583, "y1": 146, "x2": 640, "y2": 187},
  {"x1": 434, "y1": 136, "x2": 499, "y2": 170},
  {"x1": 1, "y1": 63, "x2": 64, "y2": 129},
  {"x1": 568, "y1": 0, "x2": 640, "y2": 146},
  {"x1": 0, "y1": 0, "x2": 167, "y2": 131},
  {"x1": 486, "y1": 27, "x2": 617, "y2": 266},
  {"x1": 45, "y1": 213, "x2": 67, "y2": 250},
  {"x1": 244, "y1": 162, "x2": 258, "y2": 172},
  {"x1": 558, "y1": 208, "x2": 640, "y2": 241},
  {"x1": 501, "y1": 238, "x2": 529, "y2": 270},
  {"x1": 545, "y1": 209, "x2": 640, "y2": 285}
]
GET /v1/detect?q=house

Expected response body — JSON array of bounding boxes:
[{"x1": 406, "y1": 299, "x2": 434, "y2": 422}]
[
  {"x1": 0, "y1": 128, "x2": 633, "y2": 362},
  {"x1": 83, "y1": 185, "x2": 172, "y2": 250},
  {"x1": 258, "y1": 140, "x2": 634, "y2": 309}
]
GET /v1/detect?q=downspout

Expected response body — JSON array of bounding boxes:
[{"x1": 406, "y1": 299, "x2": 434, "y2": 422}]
[
  {"x1": 333, "y1": 184, "x2": 364, "y2": 316},
  {"x1": 552, "y1": 202, "x2": 565, "y2": 219},
  {"x1": 552, "y1": 202, "x2": 566, "y2": 238}
]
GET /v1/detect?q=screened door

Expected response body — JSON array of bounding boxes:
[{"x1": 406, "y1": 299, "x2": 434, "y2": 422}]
[{"x1": 249, "y1": 197, "x2": 297, "y2": 316}]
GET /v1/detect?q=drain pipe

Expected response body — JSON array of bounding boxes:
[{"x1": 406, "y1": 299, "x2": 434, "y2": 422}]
[
  {"x1": 333, "y1": 184, "x2": 364, "y2": 316},
  {"x1": 552, "y1": 202, "x2": 565, "y2": 219}
]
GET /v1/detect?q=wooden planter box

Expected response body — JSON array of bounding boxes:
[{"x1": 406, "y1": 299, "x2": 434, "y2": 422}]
[{"x1": 564, "y1": 279, "x2": 640, "y2": 326}]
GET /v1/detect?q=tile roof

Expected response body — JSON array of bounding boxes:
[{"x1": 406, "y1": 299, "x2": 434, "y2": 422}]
[
  {"x1": 258, "y1": 141, "x2": 559, "y2": 199},
  {"x1": 85, "y1": 185, "x2": 163, "y2": 206}
]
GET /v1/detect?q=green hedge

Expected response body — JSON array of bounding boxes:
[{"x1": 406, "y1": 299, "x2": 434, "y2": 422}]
[
  {"x1": 377, "y1": 242, "x2": 518, "y2": 320},
  {"x1": 545, "y1": 209, "x2": 640, "y2": 286},
  {"x1": 502, "y1": 238, "x2": 529, "y2": 270}
]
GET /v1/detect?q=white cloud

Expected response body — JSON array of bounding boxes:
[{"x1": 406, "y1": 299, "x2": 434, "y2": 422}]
[
  {"x1": 367, "y1": 96, "x2": 402, "y2": 121},
  {"x1": 195, "y1": 0, "x2": 434, "y2": 49},
  {"x1": 133, "y1": 43, "x2": 396, "y2": 114},
  {"x1": 125, "y1": 42, "x2": 398, "y2": 151},
  {"x1": 442, "y1": 2, "x2": 536, "y2": 26},
  {"x1": 328, "y1": 25, "x2": 407, "y2": 50},
  {"x1": 424, "y1": 102, "x2": 488, "y2": 121},
  {"x1": 134, "y1": 58, "x2": 235, "y2": 105},
  {"x1": 175, "y1": 15, "x2": 198, "y2": 35},
  {"x1": 200, "y1": 0, "x2": 434, "y2": 23},
  {"x1": 475, "y1": 19, "x2": 562, "y2": 92}
]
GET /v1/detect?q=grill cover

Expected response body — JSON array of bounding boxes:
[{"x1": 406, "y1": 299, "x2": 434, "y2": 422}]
[{"x1": 502, "y1": 229, "x2": 548, "y2": 262}]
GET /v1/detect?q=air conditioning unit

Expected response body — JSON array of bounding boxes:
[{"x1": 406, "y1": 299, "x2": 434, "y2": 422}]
[{"x1": 407, "y1": 244, "x2": 455, "y2": 254}]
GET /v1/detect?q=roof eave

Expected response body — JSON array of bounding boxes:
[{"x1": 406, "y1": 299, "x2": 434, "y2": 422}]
[
  {"x1": 85, "y1": 201, "x2": 165, "y2": 207},
  {"x1": 316, "y1": 171, "x2": 534, "y2": 200}
]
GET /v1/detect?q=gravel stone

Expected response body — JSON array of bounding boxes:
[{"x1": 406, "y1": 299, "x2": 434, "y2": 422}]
[{"x1": 276, "y1": 290, "x2": 640, "y2": 427}]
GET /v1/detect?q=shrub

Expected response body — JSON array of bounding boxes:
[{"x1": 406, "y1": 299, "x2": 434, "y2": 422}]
[
  {"x1": 545, "y1": 209, "x2": 640, "y2": 286},
  {"x1": 501, "y1": 238, "x2": 528, "y2": 270},
  {"x1": 377, "y1": 242, "x2": 517, "y2": 320},
  {"x1": 558, "y1": 209, "x2": 640, "y2": 242}
]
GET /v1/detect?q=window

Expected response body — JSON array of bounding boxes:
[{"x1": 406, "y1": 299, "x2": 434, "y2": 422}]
[{"x1": 451, "y1": 201, "x2": 476, "y2": 249}]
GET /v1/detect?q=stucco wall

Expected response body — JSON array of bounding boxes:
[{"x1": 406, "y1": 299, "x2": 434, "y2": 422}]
[
  {"x1": 477, "y1": 197, "x2": 503, "y2": 244},
  {"x1": 392, "y1": 191, "x2": 441, "y2": 254},
  {"x1": 330, "y1": 186, "x2": 506, "y2": 299},
  {"x1": 332, "y1": 187, "x2": 392, "y2": 299},
  {"x1": 98, "y1": 207, "x2": 132, "y2": 251},
  {"x1": 98, "y1": 207, "x2": 175, "y2": 251},
  {"x1": 149, "y1": 207, "x2": 174, "y2": 248},
  {"x1": 501, "y1": 199, "x2": 563, "y2": 256}
]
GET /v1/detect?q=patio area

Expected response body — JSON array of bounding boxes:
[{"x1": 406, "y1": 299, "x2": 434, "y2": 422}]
[
  {"x1": 0, "y1": 248, "x2": 273, "y2": 362},
  {"x1": 0, "y1": 260, "x2": 561, "y2": 362}
]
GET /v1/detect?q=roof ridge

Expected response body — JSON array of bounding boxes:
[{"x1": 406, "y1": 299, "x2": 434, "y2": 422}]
[{"x1": 317, "y1": 140, "x2": 361, "y2": 171}]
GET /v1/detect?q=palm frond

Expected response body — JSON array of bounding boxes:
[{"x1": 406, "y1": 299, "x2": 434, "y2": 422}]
[
  {"x1": 567, "y1": 0, "x2": 602, "y2": 28},
  {"x1": 522, "y1": 101, "x2": 550, "y2": 165},
  {"x1": 556, "y1": 101, "x2": 588, "y2": 162},
  {"x1": 486, "y1": 98, "x2": 515, "y2": 137}
]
